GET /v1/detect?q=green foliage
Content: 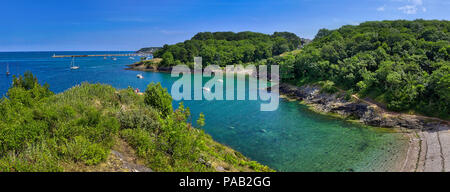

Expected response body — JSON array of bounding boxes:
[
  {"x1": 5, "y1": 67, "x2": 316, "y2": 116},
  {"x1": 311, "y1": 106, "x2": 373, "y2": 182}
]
[
  {"x1": 0, "y1": 75, "x2": 122, "y2": 169},
  {"x1": 117, "y1": 108, "x2": 160, "y2": 131},
  {"x1": 161, "y1": 51, "x2": 175, "y2": 67},
  {"x1": 0, "y1": 142, "x2": 62, "y2": 172},
  {"x1": 63, "y1": 136, "x2": 108, "y2": 165},
  {"x1": 292, "y1": 20, "x2": 450, "y2": 118},
  {"x1": 154, "y1": 31, "x2": 302, "y2": 67},
  {"x1": 197, "y1": 112, "x2": 205, "y2": 128},
  {"x1": 0, "y1": 73, "x2": 269, "y2": 172},
  {"x1": 319, "y1": 80, "x2": 338, "y2": 94},
  {"x1": 144, "y1": 82, "x2": 173, "y2": 117}
]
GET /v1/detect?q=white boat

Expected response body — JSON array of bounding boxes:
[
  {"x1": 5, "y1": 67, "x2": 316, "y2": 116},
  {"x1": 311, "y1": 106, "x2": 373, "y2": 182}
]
[
  {"x1": 6, "y1": 63, "x2": 10, "y2": 76},
  {"x1": 202, "y1": 87, "x2": 211, "y2": 92},
  {"x1": 70, "y1": 57, "x2": 79, "y2": 70},
  {"x1": 104, "y1": 56, "x2": 107, "y2": 59},
  {"x1": 136, "y1": 74, "x2": 144, "y2": 79},
  {"x1": 129, "y1": 57, "x2": 135, "y2": 60},
  {"x1": 112, "y1": 57, "x2": 117, "y2": 61}
]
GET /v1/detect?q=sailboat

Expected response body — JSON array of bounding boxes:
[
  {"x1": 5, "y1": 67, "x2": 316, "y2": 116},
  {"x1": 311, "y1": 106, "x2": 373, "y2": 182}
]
[
  {"x1": 70, "y1": 57, "x2": 79, "y2": 70},
  {"x1": 6, "y1": 63, "x2": 10, "y2": 76}
]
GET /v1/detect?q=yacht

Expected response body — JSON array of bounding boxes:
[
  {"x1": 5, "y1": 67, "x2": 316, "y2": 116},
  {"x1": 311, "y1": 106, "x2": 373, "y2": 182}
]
[
  {"x1": 6, "y1": 63, "x2": 10, "y2": 76},
  {"x1": 129, "y1": 57, "x2": 135, "y2": 60},
  {"x1": 70, "y1": 57, "x2": 79, "y2": 70},
  {"x1": 136, "y1": 74, "x2": 144, "y2": 79},
  {"x1": 112, "y1": 57, "x2": 117, "y2": 61}
]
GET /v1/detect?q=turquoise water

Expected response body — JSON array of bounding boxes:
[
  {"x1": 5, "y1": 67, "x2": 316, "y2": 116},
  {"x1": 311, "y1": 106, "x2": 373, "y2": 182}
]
[{"x1": 0, "y1": 51, "x2": 409, "y2": 172}]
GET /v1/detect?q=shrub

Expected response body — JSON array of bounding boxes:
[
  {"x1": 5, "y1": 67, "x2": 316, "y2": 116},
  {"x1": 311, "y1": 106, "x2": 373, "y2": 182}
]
[
  {"x1": 0, "y1": 143, "x2": 62, "y2": 172},
  {"x1": 117, "y1": 108, "x2": 160, "y2": 131},
  {"x1": 144, "y1": 82, "x2": 173, "y2": 117},
  {"x1": 320, "y1": 80, "x2": 338, "y2": 94}
]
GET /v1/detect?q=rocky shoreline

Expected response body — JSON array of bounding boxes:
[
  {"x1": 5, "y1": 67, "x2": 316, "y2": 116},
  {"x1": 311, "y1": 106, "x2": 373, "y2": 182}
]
[
  {"x1": 277, "y1": 83, "x2": 449, "y2": 130},
  {"x1": 276, "y1": 83, "x2": 450, "y2": 172}
]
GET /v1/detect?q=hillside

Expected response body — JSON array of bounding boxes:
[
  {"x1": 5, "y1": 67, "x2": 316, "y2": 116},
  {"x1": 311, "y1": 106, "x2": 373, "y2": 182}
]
[
  {"x1": 0, "y1": 72, "x2": 272, "y2": 172},
  {"x1": 278, "y1": 20, "x2": 449, "y2": 119}
]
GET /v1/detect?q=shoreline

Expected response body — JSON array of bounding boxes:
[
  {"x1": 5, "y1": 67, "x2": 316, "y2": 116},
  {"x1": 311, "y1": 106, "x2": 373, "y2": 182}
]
[
  {"x1": 126, "y1": 61, "x2": 259, "y2": 76},
  {"x1": 276, "y1": 83, "x2": 449, "y2": 172},
  {"x1": 126, "y1": 62, "x2": 449, "y2": 172}
]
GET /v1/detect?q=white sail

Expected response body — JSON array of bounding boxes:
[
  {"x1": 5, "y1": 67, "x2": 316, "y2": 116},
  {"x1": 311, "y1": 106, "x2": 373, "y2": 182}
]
[
  {"x1": 70, "y1": 57, "x2": 79, "y2": 70},
  {"x1": 6, "y1": 63, "x2": 10, "y2": 75}
]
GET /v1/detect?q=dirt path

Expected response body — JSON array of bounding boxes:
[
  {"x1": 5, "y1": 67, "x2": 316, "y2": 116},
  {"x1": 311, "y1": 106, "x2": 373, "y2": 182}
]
[{"x1": 109, "y1": 138, "x2": 153, "y2": 172}]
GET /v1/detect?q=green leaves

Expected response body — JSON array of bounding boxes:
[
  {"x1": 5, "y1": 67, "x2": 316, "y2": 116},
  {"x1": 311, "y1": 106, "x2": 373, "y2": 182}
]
[
  {"x1": 155, "y1": 31, "x2": 302, "y2": 67},
  {"x1": 291, "y1": 20, "x2": 450, "y2": 118},
  {"x1": 144, "y1": 82, "x2": 173, "y2": 118}
]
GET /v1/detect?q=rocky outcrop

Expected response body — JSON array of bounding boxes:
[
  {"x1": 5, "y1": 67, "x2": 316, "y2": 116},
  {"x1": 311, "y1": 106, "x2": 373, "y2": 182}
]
[{"x1": 278, "y1": 83, "x2": 449, "y2": 131}]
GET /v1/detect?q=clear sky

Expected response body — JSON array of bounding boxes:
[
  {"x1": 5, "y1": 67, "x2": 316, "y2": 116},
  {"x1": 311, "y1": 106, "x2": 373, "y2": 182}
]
[{"x1": 0, "y1": 0, "x2": 448, "y2": 51}]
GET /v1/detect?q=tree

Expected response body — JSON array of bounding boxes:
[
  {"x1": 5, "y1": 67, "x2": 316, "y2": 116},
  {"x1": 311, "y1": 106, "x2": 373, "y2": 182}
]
[
  {"x1": 161, "y1": 52, "x2": 175, "y2": 67},
  {"x1": 291, "y1": 20, "x2": 450, "y2": 118}
]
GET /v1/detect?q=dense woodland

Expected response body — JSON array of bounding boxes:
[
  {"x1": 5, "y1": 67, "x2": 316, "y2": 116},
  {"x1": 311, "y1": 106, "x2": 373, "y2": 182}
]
[
  {"x1": 0, "y1": 73, "x2": 271, "y2": 172},
  {"x1": 152, "y1": 20, "x2": 449, "y2": 119},
  {"x1": 153, "y1": 31, "x2": 305, "y2": 67}
]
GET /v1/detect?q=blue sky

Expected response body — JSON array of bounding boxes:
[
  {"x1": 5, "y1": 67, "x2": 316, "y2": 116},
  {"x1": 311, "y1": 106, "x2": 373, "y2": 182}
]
[{"x1": 0, "y1": 0, "x2": 448, "y2": 51}]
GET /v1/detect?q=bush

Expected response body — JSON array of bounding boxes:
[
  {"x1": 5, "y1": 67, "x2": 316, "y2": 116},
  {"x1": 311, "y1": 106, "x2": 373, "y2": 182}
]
[
  {"x1": 117, "y1": 108, "x2": 160, "y2": 131},
  {"x1": 144, "y1": 82, "x2": 173, "y2": 117},
  {"x1": 0, "y1": 73, "x2": 271, "y2": 172},
  {"x1": 63, "y1": 136, "x2": 108, "y2": 166},
  {"x1": 0, "y1": 143, "x2": 62, "y2": 172}
]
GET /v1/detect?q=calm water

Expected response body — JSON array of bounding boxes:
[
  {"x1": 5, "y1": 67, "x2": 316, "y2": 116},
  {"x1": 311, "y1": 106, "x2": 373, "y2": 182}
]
[{"x1": 0, "y1": 51, "x2": 409, "y2": 172}]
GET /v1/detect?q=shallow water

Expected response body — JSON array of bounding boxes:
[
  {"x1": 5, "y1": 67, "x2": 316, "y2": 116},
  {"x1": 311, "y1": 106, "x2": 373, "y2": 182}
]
[{"x1": 0, "y1": 51, "x2": 409, "y2": 171}]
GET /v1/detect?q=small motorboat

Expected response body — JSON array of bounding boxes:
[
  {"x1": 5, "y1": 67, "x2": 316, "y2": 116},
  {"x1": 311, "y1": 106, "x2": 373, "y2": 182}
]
[
  {"x1": 112, "y1": 57, "x2": 117, "y2": 61},
  {"x1": 129, "y1": 57, "x2": 135, "y2": 60},
  {"x1": 136, "y1": 74, "x2": 144, "y2": 79},
  {"x1": 202, "y1": 87, "x2": 211, "y2": 92}
]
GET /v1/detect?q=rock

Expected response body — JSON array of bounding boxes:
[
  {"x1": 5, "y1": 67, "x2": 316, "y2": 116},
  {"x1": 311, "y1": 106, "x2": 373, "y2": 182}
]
[
  {"x1": 198, "y1": 158, "x2": 206, "y2": 164},
  {"x1": 278, "y1": 83, "x2": 447, "y2": 131},
  {"x1": 216, "y1": 166, "x2": 225, "y2": 172},
  {"x1": 198, "y1": 158, "x2": 212, "y2": 167}
]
